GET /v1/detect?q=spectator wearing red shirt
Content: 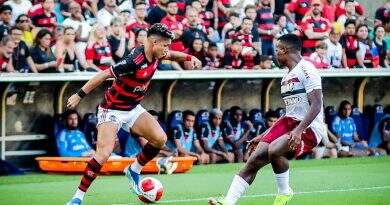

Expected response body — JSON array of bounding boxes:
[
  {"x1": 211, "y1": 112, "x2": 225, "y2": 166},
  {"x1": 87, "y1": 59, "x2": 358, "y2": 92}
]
[
  {"x1": 301, "y1": 0, "x2": 331, "y2": 56},
  {"x1": 199, "y1": 0, "x2": 217, "y2": 30},
  {"x1": 0, "y1": 36, "x2": 14, "y2": 72},
  {"x1": 340, "y1": 19, "x2": 361, "y2": 68},
  {"x1": 256, "y1": 0, "x2": 275, "y2": 56},
  {"x1": 230, "y1": 18, "x2": 260, "y2": 69},
  {"x1": 221, "y1": 11, "x2": 240, "y2": 42},
  {"x1": 183, "y1": 37, "x2": 207, "y2": 69},
  {"x1": 374, "y1": 0, "x2": 390, "y2": 27},
  {"x1": 244, "y1": 5, "x2": 260, "y2": 52},
  {"x1": 217, "y1": 0, "x2": 233, "y2": 32},
  {"x1": 85, "y1": 24, "x2": 114, "y2": 71},
  {"x1": 126, "y1": 2, "x2": 150, "y2": 35},
  {"x1": 285, "y1": 0, "x2": 311, "y2": 26},
  {"x1": 28, "y1": 0, "x2": 57, "y2": 33},
  {"x1": 224, "y1": 39, "x2": 244, "y2": 69},
  {"x1": 322, "y1": 0, "x2": 337, "y2": 23},
  {"x1": 335, "y1": 0, "x2": 364, "y2": 19},
  {"x1": 161, "y1": 0, "x2": 185, "y2": 52}
]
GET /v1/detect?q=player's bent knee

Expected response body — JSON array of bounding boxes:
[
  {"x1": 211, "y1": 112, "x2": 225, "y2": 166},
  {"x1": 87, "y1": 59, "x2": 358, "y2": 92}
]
[{"x1": 149, "y1": 132, "x2": 167, "y2": 149}]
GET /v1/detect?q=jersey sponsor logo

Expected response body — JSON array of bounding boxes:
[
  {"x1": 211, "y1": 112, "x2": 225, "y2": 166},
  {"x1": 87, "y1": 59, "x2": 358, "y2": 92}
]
[
  {"x1": 133, "y1": 84, "x2": 149, "y2": 93},
  {"x1": 284, "y1": 96, "x2": 302, "y2": 106}
]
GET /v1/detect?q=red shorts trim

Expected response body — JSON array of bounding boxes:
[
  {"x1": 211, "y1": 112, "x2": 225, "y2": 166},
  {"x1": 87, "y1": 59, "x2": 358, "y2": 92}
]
[{"x1": 261, "y1": 117, "x2": 318, "y2": 157}]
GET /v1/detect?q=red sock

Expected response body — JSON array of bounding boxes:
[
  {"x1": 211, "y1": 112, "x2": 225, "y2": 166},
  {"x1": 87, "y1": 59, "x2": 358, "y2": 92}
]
[
  {"x1": 78, "y1": 158, "x2": 102, "y2": 192},
  {"x1": 136, "y1": 143, "x2": 161, "y2": 166}
]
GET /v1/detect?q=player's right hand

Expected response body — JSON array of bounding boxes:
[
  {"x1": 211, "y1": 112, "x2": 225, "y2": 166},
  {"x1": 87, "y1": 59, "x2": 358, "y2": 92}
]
[{"x1": 67, "y1": 94, "x2": 81, "y2": 109}]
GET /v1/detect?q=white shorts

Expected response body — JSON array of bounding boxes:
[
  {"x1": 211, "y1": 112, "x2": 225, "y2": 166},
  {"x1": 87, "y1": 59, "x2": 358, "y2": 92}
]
[{"x1": 97, "y1": 104, "x2": 146, "y2": 132}]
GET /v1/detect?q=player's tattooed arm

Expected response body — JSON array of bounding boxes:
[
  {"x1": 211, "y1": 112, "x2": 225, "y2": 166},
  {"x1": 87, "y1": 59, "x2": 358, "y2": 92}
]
[
  {"x1": 164, "y1": 50, "x2": 202, "y2": 69},
  {"x1": 67, "y1": 69, "x2": 112, "y2": 109},
  {"x1": 289, "y1": 89, "x2": 323, "y2": 150}
]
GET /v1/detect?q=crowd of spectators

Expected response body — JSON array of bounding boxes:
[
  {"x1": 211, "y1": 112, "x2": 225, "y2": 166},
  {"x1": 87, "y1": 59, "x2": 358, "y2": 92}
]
[
  {"x1": 55, "y1": 102, "x2": 390, "y2": 170},
  {"x1": 0, "y1": 0, "x2": 389, "y2": 73}
]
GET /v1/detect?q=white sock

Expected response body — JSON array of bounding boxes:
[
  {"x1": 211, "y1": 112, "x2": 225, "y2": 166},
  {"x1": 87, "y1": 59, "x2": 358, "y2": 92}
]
[
  {"x1": 130, "y1": 160, "x2": 143, "y2": 174},
  {"x1": 73, "y1": 188, "x2": 85, "y2": 200},
  {"x1": 225, "y1": 175, "x2": 249, "y2": 205},
  {"x1": 274, "y1": 169, "x2": 291, "y2": 195}
]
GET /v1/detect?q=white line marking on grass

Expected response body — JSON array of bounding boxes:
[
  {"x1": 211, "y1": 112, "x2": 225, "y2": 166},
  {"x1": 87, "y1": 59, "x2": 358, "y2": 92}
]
[{"x1": 112, "y1": 185, "x2": 390, "y2": 205}]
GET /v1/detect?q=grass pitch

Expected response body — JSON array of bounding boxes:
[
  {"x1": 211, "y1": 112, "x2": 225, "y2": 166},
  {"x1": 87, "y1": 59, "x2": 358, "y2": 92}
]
[{"x1": 1, "y1": 156, "x2": 390, "y2": 205}]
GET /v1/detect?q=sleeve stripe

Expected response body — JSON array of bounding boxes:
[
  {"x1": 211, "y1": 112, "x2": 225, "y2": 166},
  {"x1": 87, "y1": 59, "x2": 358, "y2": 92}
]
[{"x1": 110, "y1": 66, "x2": 118, "y2": 78}]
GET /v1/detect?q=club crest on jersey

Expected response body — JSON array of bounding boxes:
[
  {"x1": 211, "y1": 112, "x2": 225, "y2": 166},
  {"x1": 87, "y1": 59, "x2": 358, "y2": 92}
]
[{"x1": 141, "y1": 64, "x2": 148, "y2": 69}]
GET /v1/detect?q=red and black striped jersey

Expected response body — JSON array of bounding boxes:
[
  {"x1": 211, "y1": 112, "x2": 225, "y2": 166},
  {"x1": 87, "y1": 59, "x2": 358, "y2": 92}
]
[
  {"x1": 256, "y1": 6, "x2": 274, "y2": 41},
  {"x1": 85, "y1": 42, "x2": 113, "y2": 71},
  {"x1": 100, "y1": 46, "x2": 159, "y2": 111},
  {"x1": 28, "y1": 4, "x2": 57, "y2": 32}
]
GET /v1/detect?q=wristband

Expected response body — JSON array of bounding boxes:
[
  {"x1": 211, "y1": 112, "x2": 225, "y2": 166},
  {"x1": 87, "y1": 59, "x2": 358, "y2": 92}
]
[
  {"x1": 76, "y1": 89, "x2": 87, "y2": 98},
  {"x1": 185, "y1": 55, "x2": 192, "y2": 61}
]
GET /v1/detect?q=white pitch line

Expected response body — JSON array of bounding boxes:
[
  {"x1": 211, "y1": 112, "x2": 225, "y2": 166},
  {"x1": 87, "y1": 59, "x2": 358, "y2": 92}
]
[{"x1": 112, "y1": 185, "x2": 390, "y2": 205}]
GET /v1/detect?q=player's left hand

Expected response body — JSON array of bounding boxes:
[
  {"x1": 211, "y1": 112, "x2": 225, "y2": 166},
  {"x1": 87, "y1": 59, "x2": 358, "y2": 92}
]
[
  {"x1": 288, "y1": 128, "x2": 302, "y2": 150},
  {"x1": 191, "y1": 56, "x2": 202, "y2": 69}
]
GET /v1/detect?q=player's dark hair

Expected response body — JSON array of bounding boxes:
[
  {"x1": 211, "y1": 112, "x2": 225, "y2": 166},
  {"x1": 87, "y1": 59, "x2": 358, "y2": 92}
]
[
  {"x1": 278, "y1": 34, "x2": 302, "y2": 52},
  {"x1": 183, "y1": 110, "x2": 195, "y2": 119},
  {"x1": 147, "y1": 23, "x2": 175, "y2": 40}
]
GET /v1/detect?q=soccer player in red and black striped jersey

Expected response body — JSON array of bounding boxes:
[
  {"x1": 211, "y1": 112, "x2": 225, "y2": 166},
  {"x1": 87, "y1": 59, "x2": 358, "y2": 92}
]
[{"x1": 66, "y1": 23, "x2": 202, "y2": 205}]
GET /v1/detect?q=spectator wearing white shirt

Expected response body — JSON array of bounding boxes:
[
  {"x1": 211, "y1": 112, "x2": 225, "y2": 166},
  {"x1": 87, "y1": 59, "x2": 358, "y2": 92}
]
[
  {"x1": 324, "y1": 25, "x2": 343, "y2": 68},
  {"x1": 97, "y1": 0, "x2": 118, "y2": 27},
  {"x1": 4, "y1": 0, "x2": 32, "y2": 24},
  {"x1": 336, "y1": 0, "x2": 358, "y2": 27},
  {"x1": 62, "y1": 2, "x2": 92, "y2": 65}
]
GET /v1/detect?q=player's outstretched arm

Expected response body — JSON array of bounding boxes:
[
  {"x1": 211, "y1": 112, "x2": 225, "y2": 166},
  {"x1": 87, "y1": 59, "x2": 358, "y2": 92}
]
[
  {"x1": 165, "y1": 50, "x2": 202, "y2": 69},
  {"x1": 289, "y1": 89, "x2": 323, "y2": 150},
  {"x1": 67, "y1": 69, "x2": 113, "y2": 109}
]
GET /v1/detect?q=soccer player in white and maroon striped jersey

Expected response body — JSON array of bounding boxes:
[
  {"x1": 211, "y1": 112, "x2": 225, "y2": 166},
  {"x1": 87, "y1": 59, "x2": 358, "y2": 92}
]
[
  {"x1": 65, "y1": 23, "x2": 201, "y2": 205},
  {"x1": 209, "y1": 34, "x2": 326, "y2": 205}
]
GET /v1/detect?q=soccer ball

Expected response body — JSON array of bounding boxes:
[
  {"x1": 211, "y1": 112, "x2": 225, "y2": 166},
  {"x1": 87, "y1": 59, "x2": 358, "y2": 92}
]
[{"x1": 138, "y1": 177, "x2": 164, "y2": 203}]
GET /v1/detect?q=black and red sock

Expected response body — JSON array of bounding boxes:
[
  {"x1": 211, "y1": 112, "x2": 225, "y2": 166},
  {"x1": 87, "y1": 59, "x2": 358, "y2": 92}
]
[
  {"x1": 78, "y1": 158, "x2": 102, "y2": 192},
  {"x1": 136, "y1": 143, "x2": 161, "y2": 166}
]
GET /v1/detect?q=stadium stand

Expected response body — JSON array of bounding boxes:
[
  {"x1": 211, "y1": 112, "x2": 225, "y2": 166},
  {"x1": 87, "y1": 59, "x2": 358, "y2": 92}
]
[{"x1": 0, "y1": 0, "x2": 389, "y2": 171}]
